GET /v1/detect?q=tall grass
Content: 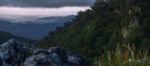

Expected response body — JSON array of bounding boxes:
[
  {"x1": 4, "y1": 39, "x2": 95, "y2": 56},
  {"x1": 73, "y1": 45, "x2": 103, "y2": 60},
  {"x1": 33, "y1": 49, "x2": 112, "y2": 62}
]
[{"x1": 94, "y1": 44, "x2": 150, "y2": 66}]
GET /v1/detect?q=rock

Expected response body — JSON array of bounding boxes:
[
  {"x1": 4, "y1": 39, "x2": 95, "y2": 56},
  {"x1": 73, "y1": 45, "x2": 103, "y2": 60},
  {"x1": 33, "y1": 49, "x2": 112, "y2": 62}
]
[
  {"x1": 24, "y1": 47, "x2": 89, "y2": 66},
  {"x1": 0, "y1": 39, "x2": 89, "y2": 66},
  {"x1": 24, "y1": 51, "x2": 52, "y2": 66},
  {"x1": 0, "y1": 39, "x2": 31, "y2": 66}
]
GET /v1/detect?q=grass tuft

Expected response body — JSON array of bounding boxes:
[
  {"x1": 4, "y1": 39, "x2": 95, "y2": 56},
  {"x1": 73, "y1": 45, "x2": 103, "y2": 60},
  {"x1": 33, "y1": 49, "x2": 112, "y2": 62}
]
[{"x1": 94, "y1": 44, "x2": 150, "y2": 66}]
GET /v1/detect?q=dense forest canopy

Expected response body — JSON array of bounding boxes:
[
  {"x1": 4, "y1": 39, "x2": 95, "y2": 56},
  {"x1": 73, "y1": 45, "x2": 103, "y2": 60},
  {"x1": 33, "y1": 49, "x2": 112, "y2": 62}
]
[{"x1": 38, "y1": 0, "x2": 150, "y2": 60}]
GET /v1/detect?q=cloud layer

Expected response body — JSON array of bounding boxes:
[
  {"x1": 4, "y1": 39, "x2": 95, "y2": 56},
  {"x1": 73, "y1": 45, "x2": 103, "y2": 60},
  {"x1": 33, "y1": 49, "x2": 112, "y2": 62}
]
[
  {"x1": 0, "y1": 0, "x2": 94, "y2": 22},
  {"x1": 0, "y1": 6, "x2": 90, "y2": 16},
  {"x1": 0, "y1": 0, "x2": 95, "y2": 7},
  {"x1": 0, "y1": 6, "x2": 90, "y2": 22}
]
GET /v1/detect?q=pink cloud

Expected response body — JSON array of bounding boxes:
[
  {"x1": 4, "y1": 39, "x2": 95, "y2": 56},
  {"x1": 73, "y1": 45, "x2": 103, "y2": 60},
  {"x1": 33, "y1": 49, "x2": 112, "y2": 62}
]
[{"x1": 0, "y1": 6, "x2": 90, "y2": 17}]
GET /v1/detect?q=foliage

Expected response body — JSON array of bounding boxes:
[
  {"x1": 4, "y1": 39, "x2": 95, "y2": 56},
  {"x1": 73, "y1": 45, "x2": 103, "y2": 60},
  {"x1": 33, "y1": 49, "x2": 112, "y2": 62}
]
[{"x1": 38, "y1": 0, "x2": 150, "y2": 62}]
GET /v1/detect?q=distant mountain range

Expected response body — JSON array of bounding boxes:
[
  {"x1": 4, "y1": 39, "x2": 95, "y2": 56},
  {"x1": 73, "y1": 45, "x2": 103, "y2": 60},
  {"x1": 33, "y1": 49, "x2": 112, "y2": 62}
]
[{"x1": 0, "y1": 15, "x2": 75, "y2": 39}]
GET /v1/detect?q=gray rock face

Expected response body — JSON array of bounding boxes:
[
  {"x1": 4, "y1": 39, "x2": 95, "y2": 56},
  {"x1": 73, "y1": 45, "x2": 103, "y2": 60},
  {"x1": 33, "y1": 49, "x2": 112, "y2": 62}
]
[
  {"x1": 0, "y1": 39, "x2": 89, "y2": 66},
  {"x1": 0, "y1": 39, "x2": 31, "y2": 66}
]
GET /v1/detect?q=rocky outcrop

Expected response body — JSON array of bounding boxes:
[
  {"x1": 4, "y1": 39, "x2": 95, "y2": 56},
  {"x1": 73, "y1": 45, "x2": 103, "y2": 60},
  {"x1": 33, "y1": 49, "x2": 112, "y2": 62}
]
[
  {"x1": 0, "y1": 39, "x2": 31, "y2": 66},
  {"x1": 0, "y1": 39, "x2": 89, "y2": 66}
]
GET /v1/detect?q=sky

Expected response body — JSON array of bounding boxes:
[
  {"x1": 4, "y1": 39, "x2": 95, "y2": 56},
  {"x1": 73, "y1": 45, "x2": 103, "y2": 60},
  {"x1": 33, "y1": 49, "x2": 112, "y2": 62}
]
[
  {"x1": 0, "y1": 6, "x2": 90, "y2": 17},
  {"x1": 0, "y1": 0, "x2": 95, "y2": 17},
  {"x1": 0, "y1": 6, "x2": 90, "y2": 22},
  {"x1": 0, "y1": 0, "x2": 95, "y2": 7}
]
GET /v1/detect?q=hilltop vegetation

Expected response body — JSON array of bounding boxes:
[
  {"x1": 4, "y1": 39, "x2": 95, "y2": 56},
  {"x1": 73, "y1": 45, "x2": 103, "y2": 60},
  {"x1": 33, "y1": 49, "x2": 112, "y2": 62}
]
[{"x1": 38, "y1": 0, "x2": 150, "y2": 64}]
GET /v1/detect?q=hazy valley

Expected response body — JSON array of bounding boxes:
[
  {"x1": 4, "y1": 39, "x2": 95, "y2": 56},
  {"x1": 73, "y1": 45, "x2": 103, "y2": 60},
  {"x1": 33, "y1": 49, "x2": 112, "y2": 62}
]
[{"x1": 0, "y1": 15, "x2": 74, "y2": 39}]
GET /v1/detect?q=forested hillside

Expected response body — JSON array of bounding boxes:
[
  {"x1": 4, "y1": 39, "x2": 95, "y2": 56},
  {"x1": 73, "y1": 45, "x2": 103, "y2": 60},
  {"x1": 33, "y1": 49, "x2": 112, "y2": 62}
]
[
  {"x1": 38, "y1": 0, "x2": 150, "y2": 61},
  {"x1": 0, "y1": 31, "x2": 33, "y2": 44}
]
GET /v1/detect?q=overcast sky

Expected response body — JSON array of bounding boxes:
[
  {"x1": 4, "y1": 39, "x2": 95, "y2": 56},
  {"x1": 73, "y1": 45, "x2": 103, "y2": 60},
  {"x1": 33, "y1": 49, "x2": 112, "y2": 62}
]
[
  {"x1": 0, "y1": 0, "x2": 95, "y2": 21},
  {"x1": 0, "y1": 0, "x2": 95, "y2": 7},
  {"x1": 0, "y1": 6, "x2": 90, "y2": 16}
]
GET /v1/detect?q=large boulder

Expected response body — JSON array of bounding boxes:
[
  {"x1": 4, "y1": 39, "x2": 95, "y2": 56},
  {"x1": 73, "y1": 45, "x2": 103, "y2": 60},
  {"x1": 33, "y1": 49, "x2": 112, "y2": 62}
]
[
  {"x1": 0, "y1": 39, "x2": 89, "y2": 66},
  {"x1": 24, "y1": 47, "x2": 89, "y2": 66},
  {"x1": 0, "y1": 39, "x2": 32, "y2": 66}
]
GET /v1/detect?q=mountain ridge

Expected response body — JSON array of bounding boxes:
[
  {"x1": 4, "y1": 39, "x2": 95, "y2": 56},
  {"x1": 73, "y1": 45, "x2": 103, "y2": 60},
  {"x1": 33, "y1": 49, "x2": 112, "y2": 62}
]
[
  {"x1": 0, "y1": 15, "x2": 75, "y2": 39},
  {"x1": 0, "y1": 31, "x2": 33, "y2": 44}
]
